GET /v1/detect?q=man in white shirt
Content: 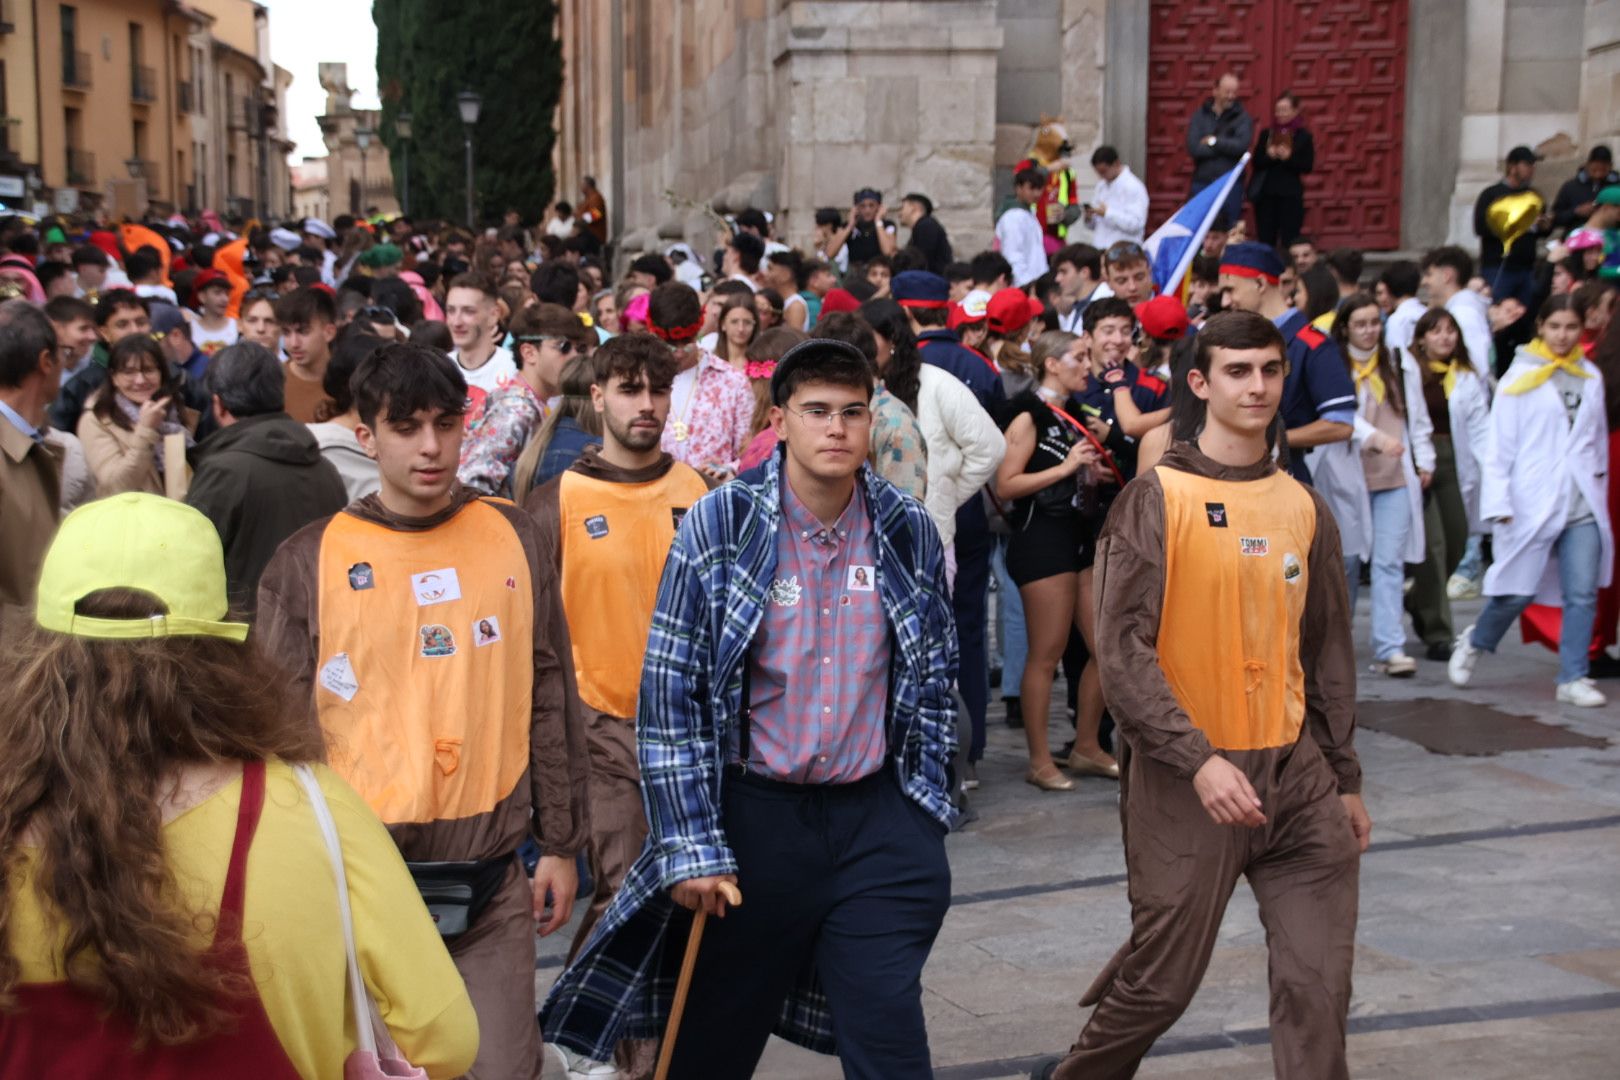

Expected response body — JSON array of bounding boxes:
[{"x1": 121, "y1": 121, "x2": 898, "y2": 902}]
[
  {"x1": 1420, "y1": 246, "x2": 1493, "y2": 375},
  {"x1": 444, "y1": 273, "x2": 517, "y2": 428},
  {"x1": 996, "y1": 168, "x2": 1050, "y2": 289},
  {"x1": 1378, "y1": 261, "x2": 1425, "y2": 355},
  {"x1": 1086, "y1": 146, "x2": 1150, "y2": 249}
]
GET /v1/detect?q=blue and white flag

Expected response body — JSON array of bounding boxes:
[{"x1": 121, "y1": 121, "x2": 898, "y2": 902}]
[{"x1": 1143, "y1": 154, "x2": 1251, "y2": 298}]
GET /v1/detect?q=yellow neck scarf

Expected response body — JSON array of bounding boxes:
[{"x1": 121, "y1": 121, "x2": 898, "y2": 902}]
[
  {"x1": 1351, "y1": 353, "x2": 1385, "y2": 404},
  {"x1": 1428, "y1": 359, "x2": 1466, "y2": 398},
  {"x1": 1503, "y1": 338, "x2": 1590, "y2": 396}
]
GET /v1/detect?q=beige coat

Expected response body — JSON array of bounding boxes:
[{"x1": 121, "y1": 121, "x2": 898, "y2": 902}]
[
  {"x1": 76, "y1": 393, "x2": 199, "y2": 497},
  {"x1": 0, "y1": 414, "x2": 62, "y2": 608}
]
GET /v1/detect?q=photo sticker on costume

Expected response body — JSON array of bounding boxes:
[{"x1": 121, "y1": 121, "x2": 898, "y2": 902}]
[
  {"x1": 767, "y1": 576, "x2": 803, "y2": 607},
  {"x1": 585, "y1": 514, "x2": 610, "y2": 539},
  {"x1": 1240, "y1": 537, "x2": 1269, "y2": 557},
  {"x1": 318, "y1": 652, "x2": 359, "y2": 701},
  {"x1": 419, "y1": 624, "x2": 457, "y2": 658},
  {"x1": 347, "y1": 562, "x2": 375, "y2": 591},
  {"x1": 671, "y1": 507, "x2": 689, "y2": 529},
  {"x1": 847, "y1": 565, "x2": 875, "y2": 592},
  {"x1": 1282, "y1": 553, "x2": 1302, "y2": 584},
  {"x1": 1205, "y1": 502, "x2": 1228, "y2": 528},
  {"x1": 410, "y1": 568, "x2": 462, "y2": 606},
  {"x1": 473, "y1": 616, "x2": 502, "y2": 647}
]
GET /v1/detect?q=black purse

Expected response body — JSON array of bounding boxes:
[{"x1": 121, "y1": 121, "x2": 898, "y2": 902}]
[{"x1": 406, "y1": 855, "x2": 514, "y2": 938}]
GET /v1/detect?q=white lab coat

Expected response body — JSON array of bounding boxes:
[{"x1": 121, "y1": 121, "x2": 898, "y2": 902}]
[
  {"x1": 1441, "y1": 363, "x2": 1492, "y2": 532},
  {"x1": 1446, "y1": 289, "x2": 1495, "y2": 380},
  {"x1": 1384, "y1": 296, "x2": 1426, "y2": 355},
  {"x1": 1305, "y1": 349, "x2": 1431, "y2": 565},
  {"x1": 1090, "y1": 165, "x2": 1149, "y2": 249},
  {"x1": 916, "y1": 364, "x2": 1006, "y2": 546},
  {"x1": 1480, "y1": 347, "x2": 1613, "y2": 601}
]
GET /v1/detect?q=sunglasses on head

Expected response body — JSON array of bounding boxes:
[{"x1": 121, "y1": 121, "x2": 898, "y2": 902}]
[{"x1": 1104, "y1": 242, "x2": 1145, "y2": 264}]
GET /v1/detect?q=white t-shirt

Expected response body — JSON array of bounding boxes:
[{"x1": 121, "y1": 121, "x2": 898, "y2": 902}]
[
  {"x1": 191, "y1": 317, "x2": 239, "y2": 359},
  {"x1": 450, "y1": 345, "x2": 518, "y2": 427}
]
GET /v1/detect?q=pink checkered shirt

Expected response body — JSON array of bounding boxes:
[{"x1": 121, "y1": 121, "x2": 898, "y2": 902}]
[{"x1": 742, "y1": 475, "x2": 892, "y2": 783}]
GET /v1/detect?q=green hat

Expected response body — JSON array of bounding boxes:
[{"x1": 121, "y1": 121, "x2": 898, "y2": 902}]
[
  {"x1": 358, "y1": 242, "x2": 403, "y2": 268},
  {"x1": 43, "y1": 225, "x2": 68, "y2": 246},
  {"x1": 35, "y1": 493, "x2": 249, "y2": 642},
  {"x1": 1596, "y1": 185, "x2": 1620, "y2": 207}
]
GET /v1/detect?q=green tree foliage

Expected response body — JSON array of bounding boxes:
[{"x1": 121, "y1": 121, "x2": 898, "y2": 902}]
[{"x1": 374, "y1": 0, "x2": 562, "y2": 225}]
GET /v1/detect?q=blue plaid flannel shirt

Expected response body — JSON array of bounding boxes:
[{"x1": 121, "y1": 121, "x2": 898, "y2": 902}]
[{"x1": 539, "y1": 450, "x2": 958, "y2": 1060}]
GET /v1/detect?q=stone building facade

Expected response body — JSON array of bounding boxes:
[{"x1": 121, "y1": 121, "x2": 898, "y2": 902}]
[{"x1": 553, "y1": 0, "x2": 1620, "y2": 263}]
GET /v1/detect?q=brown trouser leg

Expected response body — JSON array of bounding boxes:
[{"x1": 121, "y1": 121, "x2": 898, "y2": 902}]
[
  {"x1": 1054, "y1": 741, "x2": 1359, "y2": 1080},
  {"x1": 565, "y1": 707, "x2": 656, "y2": 1078},
  {"x1": 450, "y1": 863, "x2": 542, "y2": 1080}
]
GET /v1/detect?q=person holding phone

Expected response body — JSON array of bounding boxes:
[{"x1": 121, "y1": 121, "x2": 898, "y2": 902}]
[{"x1": 77, "y1": 334, "x2": 199, "y2": 496}]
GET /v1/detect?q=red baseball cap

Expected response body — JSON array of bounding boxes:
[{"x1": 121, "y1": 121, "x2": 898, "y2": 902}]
[
  {"x1": 190, "y1": 268, "x2": 231, "y2": 305},
  {"x1": 986, "y1": 288, "x2": 1041, "y2": 336},
  {"x1": 1135, "y1": 295, "x2": 1190, "y2": 341}
]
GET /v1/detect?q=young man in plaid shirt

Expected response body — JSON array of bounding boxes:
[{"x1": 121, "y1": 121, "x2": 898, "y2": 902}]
[{"x1": 541, "y1": 338, "x2": 959, "y2": 1079}]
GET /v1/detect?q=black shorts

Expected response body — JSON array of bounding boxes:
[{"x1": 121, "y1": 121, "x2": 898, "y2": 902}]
[{"x1": 1006, "y1": 511, "x2": 1091, "y2": 588}]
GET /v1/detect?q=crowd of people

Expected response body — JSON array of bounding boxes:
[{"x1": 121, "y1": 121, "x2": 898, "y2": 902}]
[{"x1": 0, "y1": 65, "x2": 1617, "y2": 1080}]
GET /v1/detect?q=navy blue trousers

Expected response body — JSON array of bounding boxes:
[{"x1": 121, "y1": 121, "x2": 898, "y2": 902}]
[{"x1": 665, "y1": 770, "x2": 951, "y2": 1080}]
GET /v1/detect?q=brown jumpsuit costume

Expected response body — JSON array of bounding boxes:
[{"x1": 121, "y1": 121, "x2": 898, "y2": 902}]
[{"x1": 1051, "y1": 442, "x2": 1363, "y2": 1080}]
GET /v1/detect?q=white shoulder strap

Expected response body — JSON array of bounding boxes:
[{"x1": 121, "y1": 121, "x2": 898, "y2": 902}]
[{"x1": 293, "y1": 763, "x2": 377, "y2": 1056}]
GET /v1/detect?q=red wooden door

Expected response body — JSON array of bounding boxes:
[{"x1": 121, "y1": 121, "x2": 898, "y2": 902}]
[{"x1": 1143, "y1": 0, "x2": 1408, "y2": 250}]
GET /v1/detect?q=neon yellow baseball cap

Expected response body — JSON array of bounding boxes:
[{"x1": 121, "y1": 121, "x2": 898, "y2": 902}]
[{"x1": 35, "y1": 493, "x2": 250, "y2": 642}]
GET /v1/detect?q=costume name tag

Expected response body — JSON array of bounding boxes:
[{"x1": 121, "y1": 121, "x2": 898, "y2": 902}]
[
  {"x1": 1240, "y1": 537, "x2": 1269, "y2": 557},
  {"x1": 319, "y1": 653, "x2": 359, "y2": 701}
]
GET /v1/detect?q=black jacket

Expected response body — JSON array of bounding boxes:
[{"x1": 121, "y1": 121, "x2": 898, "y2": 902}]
[
  {"x1": 1552, "y1": 169, "x2": 1620, "y2": 230},
  {"x1": 1186, "y1": 99, "x2": 1254, "y2": 188},
  {"x1": 1248, "y1": 127, "x2": 1314, "y2": 202},
  {"x1": 185, "y1": 411, "x2": 347, "y2": 616},
  {"x1": 905, "y1": 214, "x2": 954, "y2": 275},
  {"x1": 1473, "y1": 180, "x2": 1547, "y2": 269}
]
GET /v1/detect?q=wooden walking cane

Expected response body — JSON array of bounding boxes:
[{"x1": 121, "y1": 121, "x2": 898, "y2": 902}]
[{"x1": 653, "y1": 881, "x2": 743, "y2": 1080}]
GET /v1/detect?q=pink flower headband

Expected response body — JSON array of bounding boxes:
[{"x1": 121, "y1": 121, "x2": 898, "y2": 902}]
[{"x1": 744, "y1": 359, "x2": 776, "y2": 380}]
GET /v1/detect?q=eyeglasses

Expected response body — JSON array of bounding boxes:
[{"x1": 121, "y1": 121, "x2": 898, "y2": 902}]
[
  {"x1": 784, "y1": 404, "x2": 872, "y2": 429},
  {"x1": 515, "y1": 335, "x2": 577, "y2": 356},
  {"x1": 357, "y1": 306, "x2": 397, "y2": 325},
  {"x1": 1104, "y1": 241, "x2": 1146, "y2": 264}
]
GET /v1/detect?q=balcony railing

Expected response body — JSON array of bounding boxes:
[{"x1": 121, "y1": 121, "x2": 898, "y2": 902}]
[
  {"x1": 176, "y1": 79, "x2": 194, "y2": 113},
  {"x1": 63, "y1": 50, "x2": 92, "y2": 90},
  {"x1": 130, "y1": 158, "x2": 157, "y2": 184},
  {"x1": 132, "y1": 64, "x2": 157, "y2": 103},
  {"x1": 66, "y1": 148, "x2": 95, "y2": 187}
]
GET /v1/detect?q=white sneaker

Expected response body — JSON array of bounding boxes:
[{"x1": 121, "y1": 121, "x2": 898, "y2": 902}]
[
  {"x1": 546, "y1": 1043, "x2": 619, "y2": 1078},
  {"x1": 1448, "y1": 626, "x2": 1481, "y2": 686},
  {"x1": 1373, "y1": 652, "x2": 1417, "y2": 678},
  {"x1": 1446, "y1": 572, "x2": 1482, "y2": 601},
  {"x1": 1556, "y1": 678, "x2": 1607, "y2": 708},
  {"x1": 961, "y1": 761, "x2": 980, "y2": 791}
]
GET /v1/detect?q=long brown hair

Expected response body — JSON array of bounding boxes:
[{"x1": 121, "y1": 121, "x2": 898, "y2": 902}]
[
  {"x1": 0, "y1": 589, "x2": 323, "y2": 1045},
  {"x1": 93, "y1": 335, "x2": 183, "y2": 431},
  {"x1": 511, "y1": 353, "x2": 604, "y2": 499}
]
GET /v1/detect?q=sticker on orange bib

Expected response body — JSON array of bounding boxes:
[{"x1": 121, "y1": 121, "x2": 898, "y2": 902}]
[
  {"x1": 1240, "y1": 537, "x2": 1269, "y2": 557},
  {"x1": 419, "y1": 624, "x2": 457, "y2": 657},
  {"x1": 411, "y1": 568, "x2": 462, "y2": 606},
  {"x1": 1283, "y1": 553, "x2": 1302, "y2": 583}
]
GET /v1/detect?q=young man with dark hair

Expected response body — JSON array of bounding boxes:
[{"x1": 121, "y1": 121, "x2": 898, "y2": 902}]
[
  {"x1": 722, "y1": 230, "x2": 765, "y2": 290},
  {"x1": 1474, "y1": 145, "x2": 1550, "y2": 308},
  {"x1": 1287, "y1": 235, "x2": 1318, "y2": 273},
  {"x1": 1219, "y1": 242, "x2": 1354, "y2": 483},
  {"x1": 70, "y1": 244, "x2": 113, "y2": 302},
  {"x1": 900, "y1": 192, "x2": 953, "y2": 275},
  {"x1": 543, "y1": 337, "x2": 957, "y2": 1080},
  {"x1": 1378, "y1": 260, "x2": 1425, "y2": 354},
  {"x1": 258, "y1": 341, "x2": 589, "y2": 1080},
  {"x1": 647, "y1": 281, "x2": 754, "y2": 477},
  {"x1": 1032, "y1": 309, "x2": 1368, "y2": 1080},
  {"x1": 1051, "y1": 243, "x2": 1103, "y2": 332},
  {"x1": 1420, "y1": 245, "x2": 1493, "y2": 377},
  {"x1": 444, "y1": 272, "x2": 517, "y2": 426},
  {"x1": 826, "y1": 187, "x2": 899, "y2": 268},
  {"x1": 969, "y1": 250, "x2": 1013, "y2": 293},
  {"x1": 35, "y1": 261, "x2": 75, "y2": 300},
  {"x1": 1322, "y1": 247, "x2": 1364, "y2": 299},
  {"x1": 44, "y1": 295, "x2": 98, "y2": 383},
  {"x1": 1078, "y1": 296, "x2": 1170, "y2": 458},
  {"x1": 531, "y1": 260, "x2": 585, "y2": 312},
  {"x1": 527, "y1": 332, "x2": 710, "y2": 1078},
  {"x1": 275, "y1": 285, "x2": 340, "y2": 423},
  {"x1": 1087, "y1": 145, "x2": 1149, "y2": 249},
  {"x1": 186, "y1": 341, "x2": 346, "y2": 613},
  {"x1": 0, "y1": 301, "x2": 63, "y2": 606},
  {"x1": 125, "y1": 245, "x2": 175, "y2": 304},
  {"x1": 998, "y1": 167, "x2": 1050, "y2": 288},
  {"x1": 628, "y1": 252, "x2": 673, "y2": 289}
]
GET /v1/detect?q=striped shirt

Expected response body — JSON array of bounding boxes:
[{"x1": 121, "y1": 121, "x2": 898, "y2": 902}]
[{"x1": 744, "y1": 474, "x2": 890, "y2": 783}]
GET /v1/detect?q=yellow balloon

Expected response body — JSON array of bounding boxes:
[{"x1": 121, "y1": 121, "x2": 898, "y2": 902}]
[{"x1": 1487, "y1": 190, "x2": 1544, "y2": 248}]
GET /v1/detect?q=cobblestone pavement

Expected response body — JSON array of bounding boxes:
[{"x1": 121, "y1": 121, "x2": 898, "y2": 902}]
[{"x1": 539, "y1": 596, "x2": 1620, "y2": 1077}]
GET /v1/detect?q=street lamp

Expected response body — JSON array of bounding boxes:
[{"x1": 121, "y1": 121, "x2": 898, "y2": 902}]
[
  {"x1": 355, "y1": 127, "x2": 373, "y2": 218},
  {"x1": 124, "y1": 157, "x2": 144, "y2": 180},
  {"x1": 395, "y1": 110, "x2": 413, "y2": 216},
  {"x1": 457, "y1": 90, "x2": 481, "y2": 228}
]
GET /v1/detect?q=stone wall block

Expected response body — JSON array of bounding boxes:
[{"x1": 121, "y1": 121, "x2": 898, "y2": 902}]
[
  {"x1": 813, "y1": 77, "x2": 872, "y2": 142},
  {"x1": 865, "y1": 77, "x2": 922, "y2": 144}
]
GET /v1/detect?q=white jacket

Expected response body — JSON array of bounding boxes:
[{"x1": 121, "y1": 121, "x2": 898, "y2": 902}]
[
  {"x1": 1446, "y1": 289, "x2": 1495, "y2": 380},
  {"x1": 1306, "y1": 349, "x2": 1430, "y2": 565},
  {"x1": 1480, "y1": 348, "x2": 1613, "y2": 601},
  {"x1": 1442, "y1": 363, "x2": 1492, "y2": 533},
  {"x1": 916, "y1": 364, "x2": 1005, "y2": 546},
  {"x1": 995, "y1": 206, "x2": 1048, "y2": 288}
]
